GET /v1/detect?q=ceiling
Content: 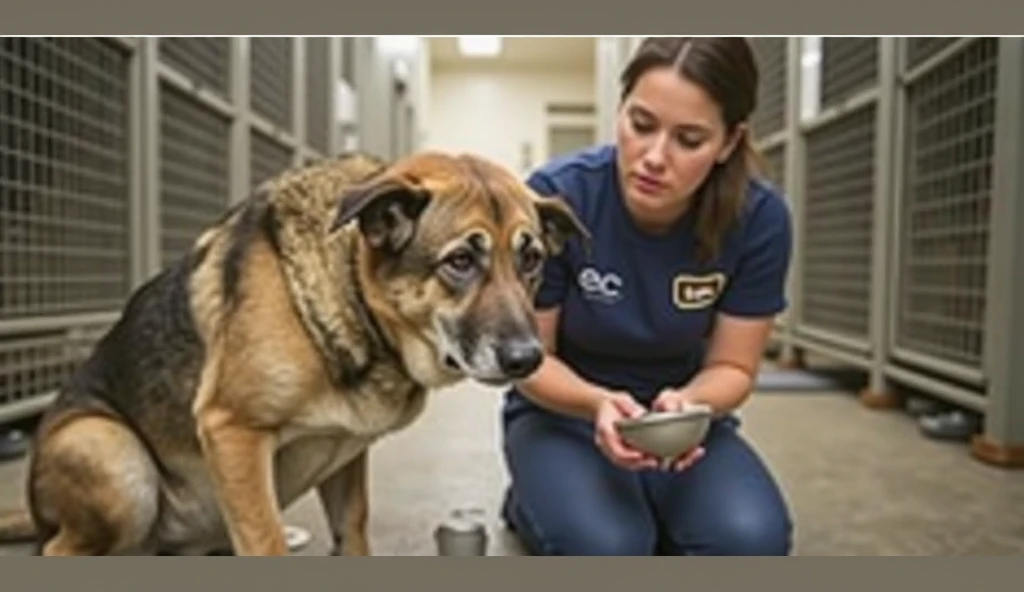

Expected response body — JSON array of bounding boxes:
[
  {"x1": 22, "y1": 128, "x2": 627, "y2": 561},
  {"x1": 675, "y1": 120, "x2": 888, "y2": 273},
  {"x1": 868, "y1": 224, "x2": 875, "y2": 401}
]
[{"x1": 427, "y1": 37, "x2": 596, "y2": 70}]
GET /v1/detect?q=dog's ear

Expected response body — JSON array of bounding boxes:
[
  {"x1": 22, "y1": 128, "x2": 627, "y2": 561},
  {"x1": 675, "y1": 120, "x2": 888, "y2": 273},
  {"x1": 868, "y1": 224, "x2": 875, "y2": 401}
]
[
  {"x1": 331, "y1": 176, "x2": 431, "y2": 253},
  {"x1": 533, "y1": 195, "x2": 591, "y2": 257}
]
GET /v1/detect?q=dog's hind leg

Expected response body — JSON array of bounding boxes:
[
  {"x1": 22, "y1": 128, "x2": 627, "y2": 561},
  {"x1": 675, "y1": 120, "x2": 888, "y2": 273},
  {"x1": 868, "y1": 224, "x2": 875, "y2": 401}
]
[
  {"x1": 317, "y1": 449, "x2": 371, "y2": 556},
  {"x1": 31, "y1": 415, "x2": 161, "y2": 556}
]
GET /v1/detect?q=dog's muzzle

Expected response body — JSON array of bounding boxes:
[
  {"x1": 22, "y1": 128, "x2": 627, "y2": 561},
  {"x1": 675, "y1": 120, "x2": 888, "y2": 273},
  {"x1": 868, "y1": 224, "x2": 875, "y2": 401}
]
[{"x1": 494, "y1": 337, "x2": 544, "y2": 380}]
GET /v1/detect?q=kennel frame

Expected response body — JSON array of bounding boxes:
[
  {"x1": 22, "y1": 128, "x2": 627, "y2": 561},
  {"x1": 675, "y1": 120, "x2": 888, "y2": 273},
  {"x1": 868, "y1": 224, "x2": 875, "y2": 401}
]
[
  {"x1": 755, "y1": 36, "x2": 1024, "y2": 460},
  {"x1": 0, "y1": 36, "x2": 358, "y2": 424}
]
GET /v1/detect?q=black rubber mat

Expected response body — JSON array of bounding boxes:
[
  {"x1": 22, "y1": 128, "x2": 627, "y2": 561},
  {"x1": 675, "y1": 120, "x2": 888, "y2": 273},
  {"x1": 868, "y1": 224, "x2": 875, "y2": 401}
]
[{"x1": 754, "y1": 368, "x2": 863, "y2": 393}]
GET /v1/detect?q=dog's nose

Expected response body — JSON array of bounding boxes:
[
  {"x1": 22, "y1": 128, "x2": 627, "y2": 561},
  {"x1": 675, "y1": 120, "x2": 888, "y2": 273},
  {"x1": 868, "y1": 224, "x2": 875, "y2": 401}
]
[{"x1": 496, "y1": 338, "x2": 544, "y2": 379}]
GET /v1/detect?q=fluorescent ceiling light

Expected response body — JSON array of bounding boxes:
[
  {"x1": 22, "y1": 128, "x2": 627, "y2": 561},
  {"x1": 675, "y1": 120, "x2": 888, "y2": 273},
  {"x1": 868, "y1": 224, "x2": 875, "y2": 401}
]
[
  {"x1": 379, "y1": 36, "x2": 419, "y2": 54},
  {"x1": 458, "y1": 36, "x2": 502, "y2": 57}
]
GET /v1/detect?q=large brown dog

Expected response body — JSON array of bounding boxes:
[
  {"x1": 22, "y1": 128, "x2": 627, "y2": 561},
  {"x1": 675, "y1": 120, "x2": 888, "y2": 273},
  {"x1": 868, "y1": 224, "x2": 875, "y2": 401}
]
[{"x1": 0, "y1": 150, "x2": 588, "y2": 556}]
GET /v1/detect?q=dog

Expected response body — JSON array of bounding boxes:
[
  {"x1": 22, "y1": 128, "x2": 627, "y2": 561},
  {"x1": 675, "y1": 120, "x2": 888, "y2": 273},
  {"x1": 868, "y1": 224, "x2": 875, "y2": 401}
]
[{"x1": 0, "y1": 150, "x2": 588, "y2": 556}]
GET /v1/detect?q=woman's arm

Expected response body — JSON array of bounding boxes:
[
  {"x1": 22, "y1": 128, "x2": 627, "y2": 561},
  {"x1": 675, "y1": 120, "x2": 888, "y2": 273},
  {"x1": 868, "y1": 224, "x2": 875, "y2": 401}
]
[
  {"x1": 653, "y1": 312, "x2": 773, "y2": 415},
  {"x1": 655, "y1": 190, "x2": 794, "y2": 416},
  {"x1": 514, "y1": 307, "x2": 656, "y2": 470},
  {"x1": 515, "y1": 307, "x2": 633, "y2": 421}
]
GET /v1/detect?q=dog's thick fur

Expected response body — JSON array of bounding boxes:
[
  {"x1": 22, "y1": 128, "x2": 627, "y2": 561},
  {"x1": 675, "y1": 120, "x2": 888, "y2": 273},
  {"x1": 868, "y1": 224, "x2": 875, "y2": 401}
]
[{"x1": 0, "y1": 150, "x2": 588, "y2": 556}]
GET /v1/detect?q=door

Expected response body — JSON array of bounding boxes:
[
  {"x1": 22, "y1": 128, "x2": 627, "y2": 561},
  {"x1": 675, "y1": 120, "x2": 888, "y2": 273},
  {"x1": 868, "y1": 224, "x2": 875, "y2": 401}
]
[{"x1": 547, "y1": 124, "x2": 596, "y2": 160}]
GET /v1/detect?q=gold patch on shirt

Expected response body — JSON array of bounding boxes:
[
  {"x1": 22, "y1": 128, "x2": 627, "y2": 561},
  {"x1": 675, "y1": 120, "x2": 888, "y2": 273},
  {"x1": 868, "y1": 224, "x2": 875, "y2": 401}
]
[{"x1": 672, "y1": 272, "x2": 727, "y2": 310}]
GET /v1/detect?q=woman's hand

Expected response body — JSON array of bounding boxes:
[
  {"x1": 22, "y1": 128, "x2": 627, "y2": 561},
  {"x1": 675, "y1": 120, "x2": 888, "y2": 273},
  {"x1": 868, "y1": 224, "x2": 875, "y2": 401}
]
[
  {"x1": 592, "y1": 391, "x2": 661, "y2": 471},
  {"x1": 650, "y1": 388, "x2": 708, "y2": 472}
]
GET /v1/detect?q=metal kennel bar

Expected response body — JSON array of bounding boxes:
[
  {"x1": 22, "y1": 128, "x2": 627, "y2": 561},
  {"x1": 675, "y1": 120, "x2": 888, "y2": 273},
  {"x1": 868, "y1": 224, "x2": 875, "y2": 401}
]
[
  {"x1": 977, "y1": 36, "x2": 1024, "y2": 453},
  {"x1": 883, "y1": 362, "x2": 987, "y2": 413},
  {"x1": 759, "y1": 134, "x2": 788, "y2": 337},
  {"x1": 789, "y1": 333, "x2": 874, "y2": 372},
  {"x1": 158, "y1": 37, "x2": 232, "y2": 101},
  {"x1": 249, "y1": 113, "x2": 299, "y2": 154},
  {"x1": 128, "y1": 37, "x2": 151, "y2": 291},
  {"x1": 866, "y1": 36, "x2": 899, "y2": 397},
  {"x1": 157, "y1": 61, "x2": 237, "y2": 121},
  {"x1": 779, "y1": 36, "x2": 805, "y2": 363},
  {"x1": 138, "y1": 37, "x2": 162, "y2": 284},
  {"x1": 291, "y1": 37, "x2": 308, "y2": 166},
  {"x1": 0, "y1": 311, "x2": 121, "y2": 336},
  {"x1": 749, "y1": 37, "x2": 796, "y2": 357},
  {"x1": 797, "y1": 87, "x2": 879, "y2": 135},
  {"x1": 901, "y1": 38, "x2": 979, "y2": 87},
  {"x1": 228, "y1": 37, "x2": 251, "y2": 206}
]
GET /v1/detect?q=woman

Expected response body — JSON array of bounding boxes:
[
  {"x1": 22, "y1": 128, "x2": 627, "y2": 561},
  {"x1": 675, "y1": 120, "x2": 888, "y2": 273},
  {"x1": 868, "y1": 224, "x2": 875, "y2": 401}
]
[{"x1": 500, "y1": 37, "x2": 794, "y2": 556}]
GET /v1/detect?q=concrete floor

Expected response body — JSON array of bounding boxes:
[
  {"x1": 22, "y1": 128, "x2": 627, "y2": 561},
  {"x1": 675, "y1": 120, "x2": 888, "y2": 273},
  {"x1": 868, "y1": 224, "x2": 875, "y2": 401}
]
[{"x1": 2, "y1": 373, "x2": 1024, "y2": 556}]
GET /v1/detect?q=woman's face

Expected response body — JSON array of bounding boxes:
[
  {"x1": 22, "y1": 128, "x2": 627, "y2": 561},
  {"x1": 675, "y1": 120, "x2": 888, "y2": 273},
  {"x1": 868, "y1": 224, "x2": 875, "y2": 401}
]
[{"x1": 615, "y1": 66, "x2": 742, "y2": 232}]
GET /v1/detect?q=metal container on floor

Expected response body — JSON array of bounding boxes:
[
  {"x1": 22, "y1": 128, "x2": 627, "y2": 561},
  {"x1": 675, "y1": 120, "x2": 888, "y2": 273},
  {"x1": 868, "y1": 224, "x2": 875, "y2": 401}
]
[{"x1": 434, "y1": 508, "x2": 489, "y2": 556}]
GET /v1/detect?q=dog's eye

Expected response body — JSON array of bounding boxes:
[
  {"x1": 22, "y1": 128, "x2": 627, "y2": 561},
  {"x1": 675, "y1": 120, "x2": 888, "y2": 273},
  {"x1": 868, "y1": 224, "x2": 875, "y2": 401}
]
[
  {"x1": 520, "y1": 248, "x2": 544, "y2": 274},
  {"x1": 442, "y1": 250, "x2": 475, "y2": 273}
]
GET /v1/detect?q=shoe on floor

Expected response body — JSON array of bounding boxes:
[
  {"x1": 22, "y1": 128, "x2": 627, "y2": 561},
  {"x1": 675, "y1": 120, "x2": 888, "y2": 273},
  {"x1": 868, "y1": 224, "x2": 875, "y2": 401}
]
[{"x1": 918, "y1": 410, "x2": 979, "y2": 441}]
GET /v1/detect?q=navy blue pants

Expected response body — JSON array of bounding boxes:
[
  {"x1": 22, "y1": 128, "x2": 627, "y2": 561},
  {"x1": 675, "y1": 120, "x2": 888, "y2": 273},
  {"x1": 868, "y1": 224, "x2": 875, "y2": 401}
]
[{"x1": 500, "y1": 408, "x2": 793, "y2": 556}]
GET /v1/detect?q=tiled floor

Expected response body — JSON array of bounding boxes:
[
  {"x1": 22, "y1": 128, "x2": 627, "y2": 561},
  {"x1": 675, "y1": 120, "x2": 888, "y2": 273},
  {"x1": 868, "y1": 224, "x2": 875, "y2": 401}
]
[{"x1": 2, "y1": 376, "x2": 1023, "y2": 556}]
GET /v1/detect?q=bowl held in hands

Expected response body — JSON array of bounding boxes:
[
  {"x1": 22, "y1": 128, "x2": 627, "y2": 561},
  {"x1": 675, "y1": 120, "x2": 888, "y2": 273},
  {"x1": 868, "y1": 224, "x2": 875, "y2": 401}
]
[{"x1": 614, "y1": 404, "x2": 713, "y2": 461}]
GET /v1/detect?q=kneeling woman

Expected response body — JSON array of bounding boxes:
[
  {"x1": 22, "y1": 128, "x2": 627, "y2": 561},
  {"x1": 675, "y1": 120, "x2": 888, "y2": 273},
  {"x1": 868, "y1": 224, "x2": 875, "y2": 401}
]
[{"x1": 501, "y1": 36, "x2": 795, "y2": 556}]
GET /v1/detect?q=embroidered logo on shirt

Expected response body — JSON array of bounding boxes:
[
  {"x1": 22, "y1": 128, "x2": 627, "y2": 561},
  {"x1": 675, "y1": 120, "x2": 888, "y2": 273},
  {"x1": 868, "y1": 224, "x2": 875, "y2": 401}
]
[
  {"x1": 577, "y1": 266, "x2": 623, "y2": 304},
  {"x1": 672, "y1": 272, "x2": 726, "y2": 310}
]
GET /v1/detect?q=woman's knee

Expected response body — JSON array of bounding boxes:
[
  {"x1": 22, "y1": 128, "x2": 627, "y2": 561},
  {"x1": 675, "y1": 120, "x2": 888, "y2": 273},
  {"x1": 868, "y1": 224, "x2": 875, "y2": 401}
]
[
  {"x1": 501, "y1": 410, "x2": 659, "y2": 555},
  {"x1": 504, "y1": 482, "x2": 657, "y2": 556},
  {"x1": 703, "y1": 512, "x2": 793, "y2": 556},
  {"x1": 656, "y1": 419, "x2": 794, "y2": 556},
  {"x1": 516, "y1": 511, "x2": 655, "y2": 556},
  {"x1": 553, "y1": 529, "x2": 653, "y2": 556}
]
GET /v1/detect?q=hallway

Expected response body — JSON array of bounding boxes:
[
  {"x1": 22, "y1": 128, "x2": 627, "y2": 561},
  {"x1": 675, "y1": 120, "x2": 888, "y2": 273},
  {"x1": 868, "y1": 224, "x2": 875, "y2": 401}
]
[{"x1": 3, "y1": 364, "x2": 1022, "y2": 556}]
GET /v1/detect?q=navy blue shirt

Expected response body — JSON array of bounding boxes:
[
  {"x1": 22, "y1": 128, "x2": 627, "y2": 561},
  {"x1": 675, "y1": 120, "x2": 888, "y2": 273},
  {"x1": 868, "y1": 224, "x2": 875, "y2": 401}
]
[{"x1": 504, "y1": 144, "x2": 792, "y2": 418}]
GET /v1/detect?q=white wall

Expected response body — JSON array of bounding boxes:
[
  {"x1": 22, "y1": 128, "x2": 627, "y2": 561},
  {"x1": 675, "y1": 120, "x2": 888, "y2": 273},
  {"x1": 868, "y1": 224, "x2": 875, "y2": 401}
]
[
  {"x1": 353, "y1": 36, "x2": 432, "y2": 160},
  {"x1": 412, "y1": 40, "x2": 431, "y2": 151},
  {"x1": 594, "y1": 37, "x2": 641, "y2": 144},
  {"x1": 425, "y1": 63, "x2": 596, "y2": 175}
]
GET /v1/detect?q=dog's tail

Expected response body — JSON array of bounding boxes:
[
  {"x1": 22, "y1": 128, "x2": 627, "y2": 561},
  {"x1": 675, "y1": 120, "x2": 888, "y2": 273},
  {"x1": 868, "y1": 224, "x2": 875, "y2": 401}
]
[{"x1": 0, "y1": 508, "x2": 37, "y2": 542}]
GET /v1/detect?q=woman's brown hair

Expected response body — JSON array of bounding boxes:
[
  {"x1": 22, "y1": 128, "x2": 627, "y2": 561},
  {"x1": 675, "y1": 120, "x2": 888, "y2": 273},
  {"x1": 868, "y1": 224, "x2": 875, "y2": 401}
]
[{"x1": 619, "y1": 37, "x2": 764, "y2": 263}]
